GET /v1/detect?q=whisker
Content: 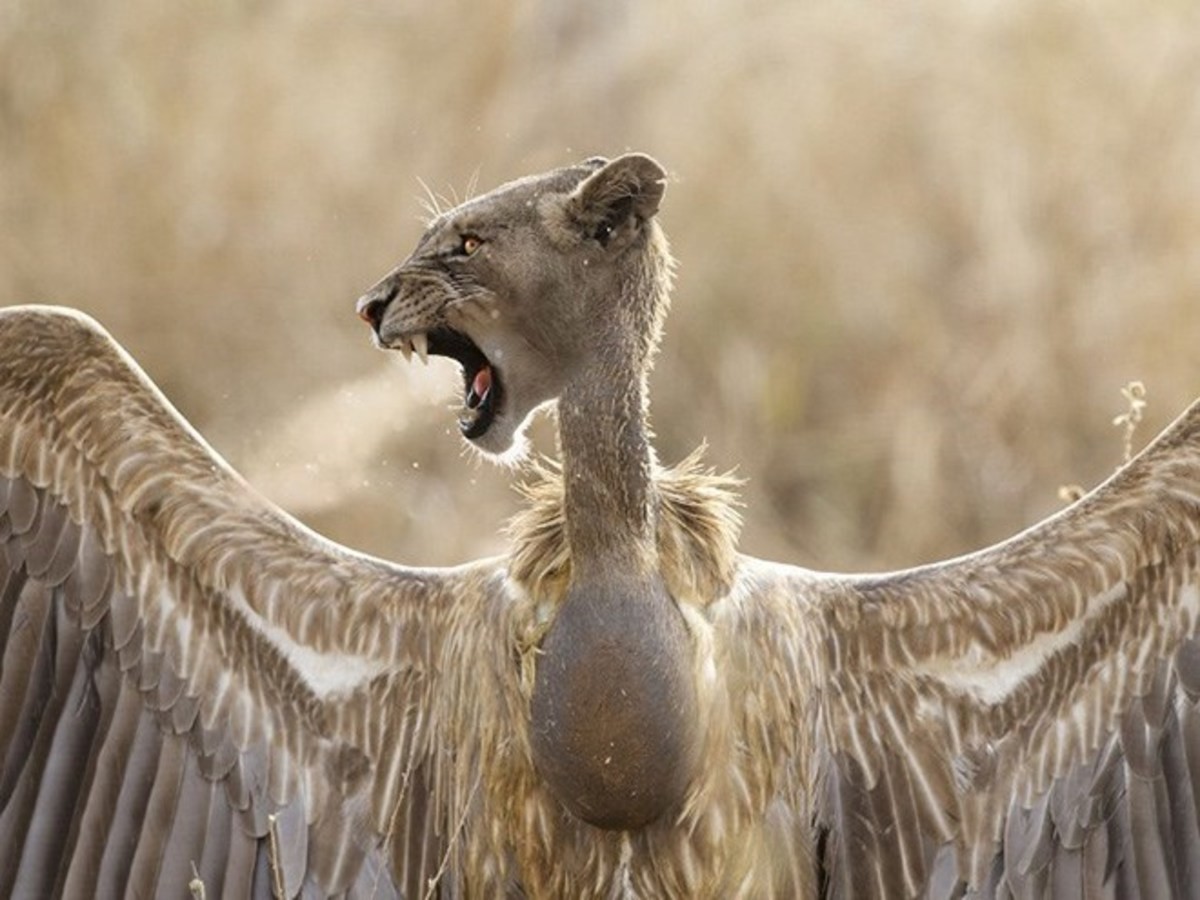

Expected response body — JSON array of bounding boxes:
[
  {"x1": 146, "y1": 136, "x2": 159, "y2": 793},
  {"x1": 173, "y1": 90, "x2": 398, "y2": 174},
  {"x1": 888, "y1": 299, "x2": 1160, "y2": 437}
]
[{"x1": 414, "y1": 176, "x2": 443, "y2": 222}]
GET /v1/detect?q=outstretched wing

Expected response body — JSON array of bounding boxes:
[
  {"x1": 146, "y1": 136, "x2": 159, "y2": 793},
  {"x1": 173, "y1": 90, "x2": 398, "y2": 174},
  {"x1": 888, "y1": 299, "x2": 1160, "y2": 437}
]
[
  {"x1": 734, "y1": 399, "x2": 1200, "y2": 898},
  {"x1": 0, "y1": 306, "x2": 508, "y2": 898}
]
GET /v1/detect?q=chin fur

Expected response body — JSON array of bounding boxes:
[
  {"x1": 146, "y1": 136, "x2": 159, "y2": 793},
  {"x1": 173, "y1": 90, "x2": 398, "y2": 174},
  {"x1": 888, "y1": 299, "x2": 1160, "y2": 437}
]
[{"x1": 465, "y1": 400, "x2": 556, "y2": 468}]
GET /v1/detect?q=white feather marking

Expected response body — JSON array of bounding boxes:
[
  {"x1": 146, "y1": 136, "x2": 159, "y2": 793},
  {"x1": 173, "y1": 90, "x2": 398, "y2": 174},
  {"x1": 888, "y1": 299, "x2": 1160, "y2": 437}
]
[
  {"x1": 882, "y1": 700, "x2": 954, "y2": 839},
  {"x1": 173, "y1": 611, "x2": 192, "y2": 667},
  {"x1": 227, "y1": 586, "x2": 389, "y2": 697},
  {"x1": 204, "y1": 670, "x2": 232, "y2": 728},
  {"x1": 1180, "y1": 582, "x2": 1200, "y2": 631},
  {"x1": 915, "y1": 581, "x2": 1130, "y2": 705},
  {"x1": 845, "y1": 710, "x2": 879, "y2": 785},
  {"x1": 618, "y1": 835, "x2": 634, "y2": 897}
]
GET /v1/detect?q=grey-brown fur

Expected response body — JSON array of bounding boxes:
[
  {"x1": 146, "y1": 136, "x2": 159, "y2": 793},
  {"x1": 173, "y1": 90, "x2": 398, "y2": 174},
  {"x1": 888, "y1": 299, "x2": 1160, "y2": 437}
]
[
  {"x1": 360, "y1": 154, "x2": 701, "y2": 828},
  {"x1": 8, "y1": 155, "x2": 1200, "y2": 898}
]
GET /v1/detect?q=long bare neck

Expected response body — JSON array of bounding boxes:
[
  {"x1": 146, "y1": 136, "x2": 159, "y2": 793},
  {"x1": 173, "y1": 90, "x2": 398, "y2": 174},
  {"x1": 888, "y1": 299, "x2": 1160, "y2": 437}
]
[
  {"x1": 557, "y1": 354, "x2": 656, "y2": 577},
  {"x1": 529, "y1": 252, "x2": 698, "y2": 831},
  {"x1": 555, "y1": 241, "x2": 671, "y2": 577}
]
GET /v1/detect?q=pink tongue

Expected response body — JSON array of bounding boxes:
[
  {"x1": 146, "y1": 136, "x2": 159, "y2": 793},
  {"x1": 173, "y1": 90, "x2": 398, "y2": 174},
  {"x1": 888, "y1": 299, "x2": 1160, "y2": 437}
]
[{"x1": 471, "y1": 366, "x2": 492, "y2": 405}]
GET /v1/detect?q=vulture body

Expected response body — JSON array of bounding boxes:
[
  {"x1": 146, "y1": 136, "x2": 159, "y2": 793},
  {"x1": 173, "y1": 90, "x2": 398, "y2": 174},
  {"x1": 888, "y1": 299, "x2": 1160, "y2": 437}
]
[{"x1": 3, "y1": 155, "x2": 1200, "y2": 898}]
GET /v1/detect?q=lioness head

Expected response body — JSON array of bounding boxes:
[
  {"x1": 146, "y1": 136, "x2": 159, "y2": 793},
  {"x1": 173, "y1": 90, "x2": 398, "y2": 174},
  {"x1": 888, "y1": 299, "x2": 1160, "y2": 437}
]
[{"x1": 356, "y1": 153, "x2": 669, "y2": 458}]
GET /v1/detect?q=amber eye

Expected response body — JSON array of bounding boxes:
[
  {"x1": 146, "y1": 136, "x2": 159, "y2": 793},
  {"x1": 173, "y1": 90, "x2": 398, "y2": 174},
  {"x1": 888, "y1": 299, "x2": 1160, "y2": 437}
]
[{"x1": 460, "y1": 235, "x2": 482, "y2": 256}]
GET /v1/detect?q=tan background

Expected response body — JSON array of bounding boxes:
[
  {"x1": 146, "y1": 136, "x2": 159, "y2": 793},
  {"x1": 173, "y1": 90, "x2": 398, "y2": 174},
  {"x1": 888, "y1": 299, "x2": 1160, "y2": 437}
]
[{"x1": 3, "y1": 0, "x2": 1198, "y2": 573}]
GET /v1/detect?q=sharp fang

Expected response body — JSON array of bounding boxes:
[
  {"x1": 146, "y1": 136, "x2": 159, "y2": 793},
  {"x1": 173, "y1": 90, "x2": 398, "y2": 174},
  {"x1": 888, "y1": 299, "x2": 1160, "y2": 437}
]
[
  {"x1": 412, "y1": 333, "x2": 429, "y2": 365},
  {"x1": 399, "y1": 340, "x2": 413, "y2": 363}
]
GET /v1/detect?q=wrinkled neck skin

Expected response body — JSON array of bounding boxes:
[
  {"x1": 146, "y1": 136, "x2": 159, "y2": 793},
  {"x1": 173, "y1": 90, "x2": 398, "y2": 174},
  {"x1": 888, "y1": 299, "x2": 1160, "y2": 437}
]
[
  {"x1": 557, "y1": 362, "x2": 656, "y2": 576},
  {"x1": 529, "y1": 279, "x2": 700, "y2": 832},
  {"x1": 556, "y1": 247, "x2": 670, "y2": 574}
]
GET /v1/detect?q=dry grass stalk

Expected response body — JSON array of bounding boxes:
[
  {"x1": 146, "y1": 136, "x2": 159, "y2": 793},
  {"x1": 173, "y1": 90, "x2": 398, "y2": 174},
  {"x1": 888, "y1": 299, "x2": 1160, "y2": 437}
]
[{"x1": 1113, "y1": 381, "x2": 1148, "y2": 464}]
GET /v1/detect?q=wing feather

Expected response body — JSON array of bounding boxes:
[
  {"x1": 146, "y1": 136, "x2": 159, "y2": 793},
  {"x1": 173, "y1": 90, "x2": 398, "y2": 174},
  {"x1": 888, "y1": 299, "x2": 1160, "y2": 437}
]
[
  {"x1": 0, "y1": 305, "x2": 510, "y2": 896},
  {"x1": 20, "y1": 620, "x2": 104, "y2": 894},
  {"x1": 60, "y1": 654, "x2": 138, "y2": 896},
  {"x1": 733, "y1": 398, "x2": 1200, "y2": 896},
  {"x1": 96, "y1": 677, "x2": 165, "y2": 895}
]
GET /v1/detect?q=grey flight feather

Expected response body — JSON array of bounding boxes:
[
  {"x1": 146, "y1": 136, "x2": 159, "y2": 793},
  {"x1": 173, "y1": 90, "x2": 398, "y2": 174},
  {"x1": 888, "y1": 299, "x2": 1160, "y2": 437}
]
[
  {"x1": 5, "y1": 154, "x2": 1200, "y2": 898},
  {"x1": 748, "y1": 397, "x2": 1200, "y2": 898},
  {"x1": 0, "y1": 305, "x2": 510, "y2": 898}
]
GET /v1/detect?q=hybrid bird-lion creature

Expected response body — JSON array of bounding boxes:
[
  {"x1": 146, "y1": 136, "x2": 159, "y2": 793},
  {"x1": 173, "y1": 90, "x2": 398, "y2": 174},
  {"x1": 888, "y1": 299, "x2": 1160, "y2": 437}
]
[{"x1": 2, "y1": 153, "x2": 1200, "y2": 898}]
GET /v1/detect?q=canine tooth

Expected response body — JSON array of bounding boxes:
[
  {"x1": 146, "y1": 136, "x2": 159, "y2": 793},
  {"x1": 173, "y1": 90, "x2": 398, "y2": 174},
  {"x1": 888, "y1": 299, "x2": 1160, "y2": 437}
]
[
  {"x1": 412, "y1": 332, "x2": 429, "y2": 365},
  {"x1": 399, "y1": 340, "x2": 413, "y2": 363}
]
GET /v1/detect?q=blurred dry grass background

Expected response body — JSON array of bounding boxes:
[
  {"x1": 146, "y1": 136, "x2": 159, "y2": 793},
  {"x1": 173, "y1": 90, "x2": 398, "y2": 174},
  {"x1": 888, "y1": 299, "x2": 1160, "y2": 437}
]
[{"x1": 3, "y1": 0, "x2": 1199, "y2": 573}]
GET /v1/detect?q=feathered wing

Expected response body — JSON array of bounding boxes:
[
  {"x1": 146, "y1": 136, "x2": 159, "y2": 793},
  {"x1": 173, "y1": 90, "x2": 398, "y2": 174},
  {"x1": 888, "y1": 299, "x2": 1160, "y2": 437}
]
[
  {"x1": 0, "y1": 306, "x2": 509, "y2": 898},
  {"x1": 731, "y1": 399, "x2": 1200, "y2": 899}
]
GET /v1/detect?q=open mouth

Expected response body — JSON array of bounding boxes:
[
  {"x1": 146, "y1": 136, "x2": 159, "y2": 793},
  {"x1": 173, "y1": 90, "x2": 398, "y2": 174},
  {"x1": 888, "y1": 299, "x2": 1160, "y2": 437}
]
[{"x1": 390, "y1": 327, "x2": 502, "y2": 440}]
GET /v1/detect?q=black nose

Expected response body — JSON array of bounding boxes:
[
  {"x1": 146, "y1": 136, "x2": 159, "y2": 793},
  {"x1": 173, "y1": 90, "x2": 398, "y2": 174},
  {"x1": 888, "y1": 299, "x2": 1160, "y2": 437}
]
[{"x1": 356, "y1": 286, "x2": 396, "y2": 332}]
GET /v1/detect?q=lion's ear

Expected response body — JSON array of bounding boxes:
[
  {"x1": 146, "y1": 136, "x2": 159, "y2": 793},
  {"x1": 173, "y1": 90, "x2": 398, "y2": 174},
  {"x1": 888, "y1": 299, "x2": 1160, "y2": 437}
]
[{"x1": 564, "y1": 154, "x2": 667, "y2": 249}]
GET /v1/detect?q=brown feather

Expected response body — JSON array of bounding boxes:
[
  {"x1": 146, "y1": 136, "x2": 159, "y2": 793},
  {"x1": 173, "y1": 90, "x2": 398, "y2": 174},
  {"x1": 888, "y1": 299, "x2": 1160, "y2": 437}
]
[
  {"x1": 16, "y1": 623, "x2": 104, "y2": 897},
  {"x1": 219, "y1": 822, "x2": 260, "y2": 898},
  {"x1": 1125, "y1": 764, "x2": 1174, "y2": 899},
  {"x1": 1049, "y1": 843, "x2": 1084, "y2": 900},
  {"x1": 7, "y1": 476, "x2": 37, "y2": 535},
  {"x1": 60, "y1": 652, "x2": 140, "y2": 897},
  {"x1": 508, "y1": 448, "x2": 742, "y2": 609},
  {"x1": 64, "y1": 527, "x2": 111, "y2": 618},
  {"x1": 1080, "y1": 822, "x2": 1111, "y2": 899},
  {"x1": 155, "y1": 749, "x2": 216, "y2": 897},
  {"x1": 22, "y1": 494, "x2": 67, "y2": 580},
  {"x1": 94, "y1": 694, "x2": 165, "y2": 895},
  {"x1": 268, "y1": 794, "x2": 310, "y2": 897},
  {"x1": 0, "y1": 580, "x2": 53, "y2": 809},
  {"x1": 5, "y1": 148, "x2": 1200, "y2": 898},
  {"x1": 0, "y1": 309, "x2": 465, "y2": 895},
  {"x1": 191, "y1": 777, "x2": 234, "y2": 895}
]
